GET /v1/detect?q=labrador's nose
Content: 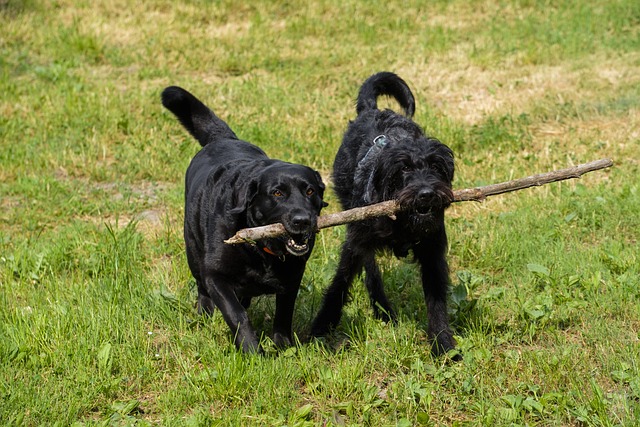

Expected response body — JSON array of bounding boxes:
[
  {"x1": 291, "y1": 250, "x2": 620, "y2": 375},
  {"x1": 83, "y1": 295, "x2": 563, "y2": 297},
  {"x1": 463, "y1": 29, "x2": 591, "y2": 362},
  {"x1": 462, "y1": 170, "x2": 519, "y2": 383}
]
[{"x1": 291, "y1": 213, "x2": 311, "y2": 228}]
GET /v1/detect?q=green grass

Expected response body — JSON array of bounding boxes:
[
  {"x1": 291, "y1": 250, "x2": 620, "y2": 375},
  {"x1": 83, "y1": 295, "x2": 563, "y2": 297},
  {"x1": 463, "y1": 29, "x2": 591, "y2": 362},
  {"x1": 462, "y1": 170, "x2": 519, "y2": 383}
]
[{"x1": 1, "y1": 0, "x2": 639, "y2": 425}]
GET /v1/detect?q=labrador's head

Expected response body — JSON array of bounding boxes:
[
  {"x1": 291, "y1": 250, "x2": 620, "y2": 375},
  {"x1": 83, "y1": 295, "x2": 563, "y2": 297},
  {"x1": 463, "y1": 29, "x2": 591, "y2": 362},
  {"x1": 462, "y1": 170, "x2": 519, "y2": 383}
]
[{"x1": 243, "y1": 162, "x2": 327, "y2": 257}]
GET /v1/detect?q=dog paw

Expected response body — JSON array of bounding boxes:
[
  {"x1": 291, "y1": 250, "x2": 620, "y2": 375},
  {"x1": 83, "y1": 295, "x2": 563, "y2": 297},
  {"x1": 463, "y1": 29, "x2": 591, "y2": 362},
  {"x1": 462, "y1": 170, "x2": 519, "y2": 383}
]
[
  {"x1": 372, "y1": 305, "x2": 396, "y2": 324},
  {"x1": 197, "y1": 294, "x2": 216, "y2": 315},
  {"x1": 310, "y1": 316, "x2": 338, "y2": 337},
  {"x1": 430, "y1": 336, "x2": 461, "y2": 361},
  {"x1": 310, "y1": 308, "x2": 343, "y2": 337},
  {"x1": 272, "y1": 332, "x2": 292, "y2": 349},
  {"x1": 239, "y1": 341, "x2": 263, "y2": 354}
]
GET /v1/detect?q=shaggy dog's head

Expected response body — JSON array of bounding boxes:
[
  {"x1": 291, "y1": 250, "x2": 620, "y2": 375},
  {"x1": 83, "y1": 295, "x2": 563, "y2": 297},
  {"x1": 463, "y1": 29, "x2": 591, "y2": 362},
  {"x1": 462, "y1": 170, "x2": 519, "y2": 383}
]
[{"x1": 364, "y1": 112, "x2": 454, "y2": 233}]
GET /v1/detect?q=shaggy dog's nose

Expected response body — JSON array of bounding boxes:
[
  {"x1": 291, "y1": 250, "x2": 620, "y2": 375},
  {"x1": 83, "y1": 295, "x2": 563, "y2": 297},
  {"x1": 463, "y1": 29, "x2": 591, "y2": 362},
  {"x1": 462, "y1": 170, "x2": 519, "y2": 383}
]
[{"x1": 417, "y1": 188, "x2": 435, "y2": 203}]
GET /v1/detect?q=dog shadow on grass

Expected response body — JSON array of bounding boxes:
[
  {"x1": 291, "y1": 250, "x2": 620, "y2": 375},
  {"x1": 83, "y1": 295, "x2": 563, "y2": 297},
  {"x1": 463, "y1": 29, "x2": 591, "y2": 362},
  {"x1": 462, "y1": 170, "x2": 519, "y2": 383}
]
[
  {"x1": 246, "y1": 259, "x2": 489, "y2": 356},
  {"x1": 158, "y1": 262, "x2": 495, "y2": 357}
]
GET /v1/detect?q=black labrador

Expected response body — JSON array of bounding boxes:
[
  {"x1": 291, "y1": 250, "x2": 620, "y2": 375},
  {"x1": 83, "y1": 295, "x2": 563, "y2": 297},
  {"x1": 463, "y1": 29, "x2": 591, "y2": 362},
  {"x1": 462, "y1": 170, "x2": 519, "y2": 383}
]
[{"x1": 162, "y1": 86, "x2": 326, "y2": 353}]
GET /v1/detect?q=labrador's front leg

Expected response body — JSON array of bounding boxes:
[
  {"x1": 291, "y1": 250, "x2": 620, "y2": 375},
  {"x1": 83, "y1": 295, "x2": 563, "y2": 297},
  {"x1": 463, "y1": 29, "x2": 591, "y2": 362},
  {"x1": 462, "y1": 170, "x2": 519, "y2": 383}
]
[
  {"x1": 272, "y1": 289, "x2": 298, "y2": 348},
  {"x1": 204, "y1": 274, "x2": 261, "y2": 353}
]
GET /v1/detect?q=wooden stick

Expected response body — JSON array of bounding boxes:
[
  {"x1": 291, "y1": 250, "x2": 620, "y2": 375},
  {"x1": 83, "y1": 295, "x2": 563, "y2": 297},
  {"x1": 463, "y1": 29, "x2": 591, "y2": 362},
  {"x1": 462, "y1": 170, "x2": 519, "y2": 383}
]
[{"x1": 224, "y1": 158, "x2": 613, "y2": 245}]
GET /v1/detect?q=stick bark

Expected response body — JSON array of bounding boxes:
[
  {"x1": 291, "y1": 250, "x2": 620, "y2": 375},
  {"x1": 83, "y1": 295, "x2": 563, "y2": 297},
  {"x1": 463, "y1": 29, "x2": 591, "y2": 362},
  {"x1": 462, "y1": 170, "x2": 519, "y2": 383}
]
[{"x1": 224, "y1": 158, "x2": 613, "y2": 245}]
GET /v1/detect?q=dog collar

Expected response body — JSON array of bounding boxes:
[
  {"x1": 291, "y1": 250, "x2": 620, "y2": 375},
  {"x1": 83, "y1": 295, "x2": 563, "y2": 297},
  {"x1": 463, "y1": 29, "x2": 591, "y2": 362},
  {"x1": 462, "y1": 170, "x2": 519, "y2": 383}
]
[
  {"x1": 260, "y1": 244, "x2": 285, "y2": 261},
  {"x1": 355, "y1": 135, "x2": 387, "y2": 204}
]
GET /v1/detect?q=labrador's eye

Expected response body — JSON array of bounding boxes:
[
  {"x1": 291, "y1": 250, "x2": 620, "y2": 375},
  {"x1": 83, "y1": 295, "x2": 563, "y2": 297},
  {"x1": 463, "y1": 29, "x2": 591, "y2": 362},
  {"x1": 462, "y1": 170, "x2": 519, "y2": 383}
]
[
  {"x1": 306, "y1": 188, "x2": 315, "y2": 196},
  {"x1": 273, "y1": 190, "x2": 284, "y2": 197}
]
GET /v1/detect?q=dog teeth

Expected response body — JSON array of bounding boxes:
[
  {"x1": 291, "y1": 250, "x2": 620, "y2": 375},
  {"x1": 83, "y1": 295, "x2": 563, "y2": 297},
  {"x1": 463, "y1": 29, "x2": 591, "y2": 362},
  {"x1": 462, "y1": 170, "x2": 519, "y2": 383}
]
[
  {"x1": 286, "y1": 238, "x2": 309, "y2": 255},
  {"x1": 287, "y1": 238, "x2": 308, "y2": 250}
]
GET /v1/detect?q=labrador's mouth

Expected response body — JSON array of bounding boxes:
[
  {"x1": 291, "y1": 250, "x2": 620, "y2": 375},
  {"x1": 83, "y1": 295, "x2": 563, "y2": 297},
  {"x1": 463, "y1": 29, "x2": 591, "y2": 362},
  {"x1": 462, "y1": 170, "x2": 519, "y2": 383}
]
[{"x1": 285, "y1": 234, "x2": 310, "y2": 256}]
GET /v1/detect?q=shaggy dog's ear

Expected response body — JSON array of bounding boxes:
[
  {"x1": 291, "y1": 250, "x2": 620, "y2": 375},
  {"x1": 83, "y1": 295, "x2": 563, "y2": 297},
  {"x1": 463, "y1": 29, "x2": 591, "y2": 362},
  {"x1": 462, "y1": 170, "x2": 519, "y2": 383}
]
[
  {"x1": 441, "y1": 148, "x2": 455, "y2": 182},
  {"x1": 229, "y1": 179, "x2": 259, "y2": 216},
  {"x1": 314, "y1": 171, "x2": 329, "y2": 208}
]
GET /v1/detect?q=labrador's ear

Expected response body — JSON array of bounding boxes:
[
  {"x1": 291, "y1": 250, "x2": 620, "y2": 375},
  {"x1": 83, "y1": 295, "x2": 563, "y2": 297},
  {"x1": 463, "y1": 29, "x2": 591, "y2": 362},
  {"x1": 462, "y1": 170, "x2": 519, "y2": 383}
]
[
  {"x1": 229, "y1": 179, "x2": 259, "y2": 216},
  {"x1": 314, "y1": 170, "x2": 326, "y2": 192}
]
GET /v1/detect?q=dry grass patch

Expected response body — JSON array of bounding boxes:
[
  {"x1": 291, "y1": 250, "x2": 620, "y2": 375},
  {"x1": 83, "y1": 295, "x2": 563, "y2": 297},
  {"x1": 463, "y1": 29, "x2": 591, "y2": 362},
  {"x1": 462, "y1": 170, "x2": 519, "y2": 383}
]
[{"x1": 402, "y1": 60, "x2": 635, "y2": 126}]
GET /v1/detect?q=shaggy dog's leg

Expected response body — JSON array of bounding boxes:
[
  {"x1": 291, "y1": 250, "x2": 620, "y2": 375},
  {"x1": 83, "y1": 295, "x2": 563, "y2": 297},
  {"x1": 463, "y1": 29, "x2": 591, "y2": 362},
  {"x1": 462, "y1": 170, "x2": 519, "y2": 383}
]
[
  {"x1": 414, "y1": 234, "x2": 456, "y2": 357},
  {"x1": 363, "y1": 253, "x2": 395, "y2": 323},
  {"x1": 311, "y1": 237, "x2": 364, "y2": 336}
]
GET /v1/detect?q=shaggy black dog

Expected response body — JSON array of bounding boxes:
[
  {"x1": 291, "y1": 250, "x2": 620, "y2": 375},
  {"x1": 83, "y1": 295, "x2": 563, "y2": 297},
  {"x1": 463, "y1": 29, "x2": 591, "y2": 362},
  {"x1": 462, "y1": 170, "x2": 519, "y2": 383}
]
[
  {"x1": 311, "y1": 72, "x2": 458, "y2": 358},
  {"x1": 162, "y1": 86, "x2": 326, "y2": 353}
]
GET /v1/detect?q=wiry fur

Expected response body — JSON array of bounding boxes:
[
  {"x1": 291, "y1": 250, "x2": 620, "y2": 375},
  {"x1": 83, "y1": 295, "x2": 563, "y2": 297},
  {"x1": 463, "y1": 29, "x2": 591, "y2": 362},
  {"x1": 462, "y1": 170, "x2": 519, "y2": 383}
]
[
  {"x1": 311, "y1": 72, "x2": 459, "y2": 358},
  {"x1": 162, "y1": 86, "x2": 326, "y2": 353}
]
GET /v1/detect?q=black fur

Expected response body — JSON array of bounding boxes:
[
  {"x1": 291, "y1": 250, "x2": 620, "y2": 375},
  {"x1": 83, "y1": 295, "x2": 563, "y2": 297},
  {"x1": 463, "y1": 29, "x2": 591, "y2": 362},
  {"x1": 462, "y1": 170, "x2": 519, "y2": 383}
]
[
  {"x1": 311, "y1": 72, "x2": 458, "y2": 358},
  {"x1": 162, "y1": 86, "x2": 326, "y2": 353}
]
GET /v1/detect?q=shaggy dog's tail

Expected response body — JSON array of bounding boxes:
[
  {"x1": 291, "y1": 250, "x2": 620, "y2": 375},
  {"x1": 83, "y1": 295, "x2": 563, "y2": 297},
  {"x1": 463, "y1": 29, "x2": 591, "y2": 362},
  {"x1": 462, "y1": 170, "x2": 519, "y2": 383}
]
[
  {"x1": 355, "y1": 71, "x2": 416, "y2": 118},
  {"x1": 161, "y1": 86, "x2": 237, "y2": 147}
]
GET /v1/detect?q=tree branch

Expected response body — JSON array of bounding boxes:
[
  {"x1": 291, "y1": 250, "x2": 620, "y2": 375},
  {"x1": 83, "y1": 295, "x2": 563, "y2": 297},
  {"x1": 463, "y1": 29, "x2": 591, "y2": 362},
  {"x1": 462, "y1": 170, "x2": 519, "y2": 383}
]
[{"x1": 224, "y1": 158, "x2": 613, "y2": 245}]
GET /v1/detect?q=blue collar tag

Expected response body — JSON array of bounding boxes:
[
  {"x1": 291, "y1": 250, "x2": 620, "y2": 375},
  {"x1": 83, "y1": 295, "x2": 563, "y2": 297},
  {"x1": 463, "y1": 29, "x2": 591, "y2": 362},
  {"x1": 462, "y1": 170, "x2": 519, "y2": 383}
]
[{"x1": 372, "y1": 134, "x2": 387, "y2": 147}]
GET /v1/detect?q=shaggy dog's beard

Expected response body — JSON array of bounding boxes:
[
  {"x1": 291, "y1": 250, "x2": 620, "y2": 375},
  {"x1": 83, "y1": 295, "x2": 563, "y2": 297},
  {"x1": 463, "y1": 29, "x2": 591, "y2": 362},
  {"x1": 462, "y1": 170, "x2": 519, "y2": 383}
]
[{"x1": 378, "y1": 169, "x2": 453, "y2": 234}]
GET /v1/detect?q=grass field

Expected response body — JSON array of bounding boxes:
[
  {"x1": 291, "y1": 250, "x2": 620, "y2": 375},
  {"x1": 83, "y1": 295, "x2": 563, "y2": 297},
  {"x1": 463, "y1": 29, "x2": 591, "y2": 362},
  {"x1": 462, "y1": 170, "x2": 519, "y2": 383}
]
[{"x1": 1, "y1": 0, "x2": 639, "y2": 425}]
